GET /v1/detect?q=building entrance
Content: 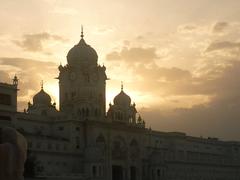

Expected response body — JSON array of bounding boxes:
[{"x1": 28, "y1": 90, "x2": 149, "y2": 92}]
[
  {"x1": 130, "y1": 166, "x2": 136, "y2": 180},
  {"x1": 112, "y1": 165, "x2": 123, "y2": 180}
]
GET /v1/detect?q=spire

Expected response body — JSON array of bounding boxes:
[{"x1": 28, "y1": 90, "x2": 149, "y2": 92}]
[
  {"x1": 81, "y1": 25, "x2": 84, "y2": 39},
  {"x1": 41, "y1": 80, "x2": 43, "y2": 89},
  {"x1": 121, "y1": 81, "x2": 123, "y2": 91}
]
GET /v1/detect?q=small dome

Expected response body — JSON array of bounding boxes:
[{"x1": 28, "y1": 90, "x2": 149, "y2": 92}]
[
  {"x1": 33, "y1": 88, "x2": 51, "y2": 106},
  {"x1": 113, "y1": 90, "x2": 131, "y2": 107},
  {"x1": 67, "y1": 38, "x2": 98, "y2": 67}
]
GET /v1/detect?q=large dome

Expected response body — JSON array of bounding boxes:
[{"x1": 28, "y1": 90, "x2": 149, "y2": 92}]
[
  {"x1": 113, "y1": 90, "x2": 131, "y2": 107},
  {"x1": 33, "y1": 88, "x2": 51, "y2": 106},
  {"x1": 67, "y1": 38, "x2": 98, "y2": 66}
]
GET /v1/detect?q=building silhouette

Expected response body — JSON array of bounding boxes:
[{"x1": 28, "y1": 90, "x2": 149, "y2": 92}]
[{"x1": 0, "y1": 30, "x2": 240, "y2": 180}]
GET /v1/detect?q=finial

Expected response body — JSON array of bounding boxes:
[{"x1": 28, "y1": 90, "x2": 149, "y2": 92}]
[
  {"x1": 12, "y1": 74, "x2": 18, "y2": 86},
  {"x1": 121, "y1": 81, "x2": 123, "y2": 91},
  {"x1": 41, "y1": 80, "x2": 44, "y2": 90},
  {"x1": 81, "y1": 25, "x2": 84, "y2": 39}
]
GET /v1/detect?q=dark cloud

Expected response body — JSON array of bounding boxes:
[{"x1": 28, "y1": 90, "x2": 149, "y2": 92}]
[
  {"x1": 0, "y1": 57, "x2": 58, "y2": 110},
  {"x1": 135, "y1": 64, "x2": 191, "y2": 82},
  {"x1": 139, "y1": 60, "x2": 240, "y2": 141},
  {"x1": 136, "y1": 36, "x2": 144, "y2": 40},
  {"x1": 0, "y1": 57, "x2": 56, "y2": 70},
  {"x1": 13, "y1": 32, "x2": 67, "y2": 52},
  {"x1": 141, "y1": 94, "x2": 240, "y2": 141},
  {"x1": 206, "y1": 41, "x2": 240, "y2": 52},
  {"x1": 106, "y1": 46, "x2": 159, "y2": 65},
  {"x1": 212, "y1": 22, "x2": 229, "y2": 33},
  {"x1": 133, "y1": 59, "x2": 240, "y2": 98}
]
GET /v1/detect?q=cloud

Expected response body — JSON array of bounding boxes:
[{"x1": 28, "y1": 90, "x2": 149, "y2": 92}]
[
  {"x1": 0, "y1": 71, "x2": 10, "y2": 83},
  {"x1": 138, "y1": 60, "x2": 240, "y2": 140},
  {"x1": 13, "y1": 32, "x2": 67, "y2": 52},
  {"x1": 206, "y1": 41, "x2": 240, "y2": 52},
  {"x1": 106, "y1": 46, "x2": 159, "y2": 65},
  {"x1": 135, "y1": 64, "x2": 191, "y2": 82},
  {"x1": 140, "y1": 97, "x2": 240, "y2": 141},
  {"x1": 212, "y1": 22, "x2": 229, "y2": 33},
  {"x1": 0, "y1": 57, "x2": 57, "y2": 110},
  {"x1": 178, "y1": 24, "x2": 197, "y2": 33}
]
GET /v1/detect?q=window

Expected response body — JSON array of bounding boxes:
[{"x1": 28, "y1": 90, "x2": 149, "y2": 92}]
[
  {"x1": 56, "y1": 144, "x2": 60, "y2": 150},
  {"x1": 142, "y1": 166, "x2": 145, "y2": 176},
  {"x1": 155, "y1": 140, "x2": 159, "y2": 147},
  {"x1": 76, "y1": 127, "x2": 80, "y2": 131},
  {"x1": 0, "y1": 93, "x2": 11, "y2": 105},
  {"x1": 58, "y1": 126, "x2": 64, "y2": 131},
  {"x1": 92, "y1": 166, "x2": 97, "y2": 177},
  {"x1": 71, "y1": 91, "x2": 76, "y2": 99},
  {"x1": 99, "y1": 165, "x2": 102, "y2": 176},
  {"x1": 63, "y1": 144, "x2": 67, "y2": 150},
  {"x1": 157, "y1": 169, "x2": 161, "y2": 177},
  {"x1": 86, "y1": 108, "x2": 89, "y2": 116},
  {"x1": 48, "y1": 143, "x2": 52, "y2": 150},
  {"x1": 0, "y1": 116, "x2": 11, "y2": 121},
  {"x1": 85, "y1": 74, "x2": 90, "y2": 83},
  {"x1": 41, "y1": 110, "x2": 47, "y2": 116},
  {"x1": 36, "y1": 142, "x2": 41, "y2": 149},
  {"x1": 28, "y1": 141, "x2": 32, "y2": 148}
]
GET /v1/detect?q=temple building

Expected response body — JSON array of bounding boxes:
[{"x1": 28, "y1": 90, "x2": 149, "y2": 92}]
[{"x1": 0, "y1": 30, "x2": 240, "y2": 180}]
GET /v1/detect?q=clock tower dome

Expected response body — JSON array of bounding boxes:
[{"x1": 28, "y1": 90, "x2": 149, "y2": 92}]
[{"x1": 58, "y1": 29, "x2": 107, "y2": 120}]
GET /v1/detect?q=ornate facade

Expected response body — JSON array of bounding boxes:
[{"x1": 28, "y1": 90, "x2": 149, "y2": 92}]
[{"x1": 0, "y1": 31, "x2": 240, "y2": 180}]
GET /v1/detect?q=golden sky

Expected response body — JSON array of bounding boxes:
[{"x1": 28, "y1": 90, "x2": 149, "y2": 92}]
[{"x1": 1, "y1": 0, "x2": 240, "y2": 140}]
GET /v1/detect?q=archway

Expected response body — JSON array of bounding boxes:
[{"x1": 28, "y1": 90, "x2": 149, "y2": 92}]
[
  {"x1": 112, "y1": 165, "x2": 123, "y2": 180},
  {"x1": 130, "y1": 166, "x2": 137, "y2": 180}
]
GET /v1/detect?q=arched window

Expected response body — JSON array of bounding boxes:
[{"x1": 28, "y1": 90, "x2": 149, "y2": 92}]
[
  {"x1": 85, "y1": 74, "x2": 90, "y2": 83},
  {"x1": 86, "y1": 108, "x2": 89, "y2": 117},
  {"x1": 77, "y1": 109, "x2": 81, "y2": 116},
  {"x1": 130, "y1": 139, "x2": 139, "y2": 160},
  {"x1": 92, "y1": 165, "x2": 96, "y2": 177},
  {"x1": 117, "y1": 112, "x2": 120, "y2": 120},
  {"x1": 76, "y1": 136, "x2": 80, "y2": 149},
  {"x1": 94, "y1": 108, "x2": 98, "y2": 117},
  {"x1": 96, "y1": 134, "x2": 106, "y2": 146},
  {"x1": 112, "y1": 136, "x2": 127, "y2": 160},
  {"x1": 82, "y1": 108, "x2": 85, "y2": 116},
  {"x1": 120, "y1": 113, "x2": 123, "y2": 120}
]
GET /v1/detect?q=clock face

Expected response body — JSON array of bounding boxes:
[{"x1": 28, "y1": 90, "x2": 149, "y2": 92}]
[{"x1": 70, "y1": 72, "x2": 76, "y2": 80}]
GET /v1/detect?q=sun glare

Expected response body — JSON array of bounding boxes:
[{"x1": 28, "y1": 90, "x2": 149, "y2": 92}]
[{"x1": 44, "y1": 83, "x2": 59, "y2": 108}]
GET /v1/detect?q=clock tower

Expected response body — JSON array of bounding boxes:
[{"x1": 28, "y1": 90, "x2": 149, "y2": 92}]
[{"x1": 58, "y1": 30, "x2": 107, "y2": 120}]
